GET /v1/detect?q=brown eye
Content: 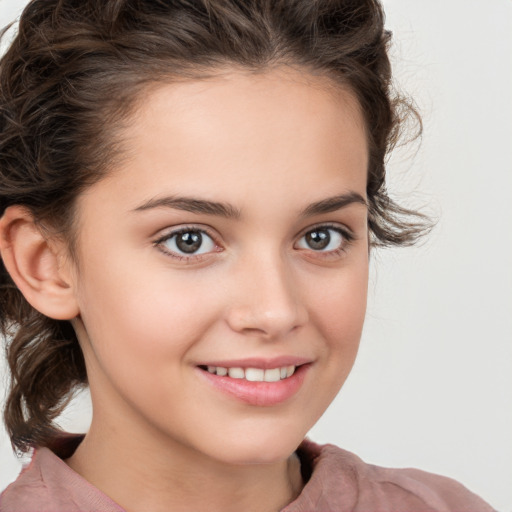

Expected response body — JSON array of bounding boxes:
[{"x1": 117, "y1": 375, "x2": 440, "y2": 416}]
[
  {"x1": 305, "y1": 229, "x2": 331, "y2": 250},
  {"x1": 296, "y1": 227, "x2": 346, "y2": 252},
  {"x1": 159, "y1": 229, "x2": 216, "y2": 256},
  {"x1": 176, "y1": 231, "x2": 203, "y2": 253}
]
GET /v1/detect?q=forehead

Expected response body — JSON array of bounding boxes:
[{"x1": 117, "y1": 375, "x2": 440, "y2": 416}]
[
  {"x1": 133, "y1": 66, "x2": 367, "y2": 155},
  {"x1": 80, "y1": 67, "x2": 368, "y2": 220}
]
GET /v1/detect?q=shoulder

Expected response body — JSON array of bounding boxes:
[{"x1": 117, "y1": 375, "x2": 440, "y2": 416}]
[
  {"x1": 0, "y1": 453, "x2": 50, "y2": 511},
  {"x1": 0, "y1": 436, "x2": 122, "y2": 512},
  {"x1": 285, "y1": 439, "x2": 495, "y2": 512}
]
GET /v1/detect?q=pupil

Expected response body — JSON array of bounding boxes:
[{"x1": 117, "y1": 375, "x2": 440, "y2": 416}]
[
  {"x1": 176, "y1": 231, "x2": 202, "y2": 253},
  {"x1": 306, "y1": 229, "x2": 330, "y2": 250}
]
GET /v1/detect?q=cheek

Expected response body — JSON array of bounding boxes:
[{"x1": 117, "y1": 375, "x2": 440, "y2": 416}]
[
  {"x1": 320, "y1": 285, "x2": 367, "y2": 344},
  {"x1": 288, "y1": 262, "x2": 368, "y2": 430},
  {"x1": 308, "y1": 260, "x2": 368, "y2": 345},
  {"x1": 305, "y1": 260, "x2": 368, "y2": 392},
  {"x1": 75, "y1": 256, "x2": 223, "y2": 369}
]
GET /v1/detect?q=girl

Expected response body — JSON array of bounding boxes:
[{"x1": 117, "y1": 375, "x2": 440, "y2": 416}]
[{"x1": 0, "y1": 1, "x2": 497, "y2": 511}]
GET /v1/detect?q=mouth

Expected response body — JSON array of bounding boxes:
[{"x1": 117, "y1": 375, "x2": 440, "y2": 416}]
[
  {"x1": 196, "y1": 361, "x2": 311, "y2": 406},
  {"x1": 198, "y1": 364, "x2": 297, "y2": 382}
]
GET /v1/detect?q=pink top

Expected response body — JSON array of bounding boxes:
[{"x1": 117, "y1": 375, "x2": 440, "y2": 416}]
[{"x1": 0, "y1": 435, "x2": 494, "y2": 512}]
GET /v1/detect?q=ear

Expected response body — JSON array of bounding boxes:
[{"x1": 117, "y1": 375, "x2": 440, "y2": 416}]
[{"x1": 0, "y1": 205, "x2": 79, "y2": 320}]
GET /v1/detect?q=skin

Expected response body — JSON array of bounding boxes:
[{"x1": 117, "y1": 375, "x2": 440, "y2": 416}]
[{"x1": 55, "y1": 67, "x2": 370, "y2": 512}]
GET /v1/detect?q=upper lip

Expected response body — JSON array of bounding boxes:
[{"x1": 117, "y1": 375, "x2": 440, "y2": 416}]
[{"x1": 197, "y1": 356, "x2": 312, "y2": 369}]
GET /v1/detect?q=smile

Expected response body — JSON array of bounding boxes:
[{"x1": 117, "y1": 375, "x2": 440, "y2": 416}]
[
  {"x1": 196, "y1": 361, "x2": 310, "y2": 406},
  {"x1": 202, "y1": 365, "x2": 296, "y2": 382}
]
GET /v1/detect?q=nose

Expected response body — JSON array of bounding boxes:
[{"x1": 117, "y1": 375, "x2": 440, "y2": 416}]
[{"x1": 225, "y1": 252, "x2": 308, "y2": 339}]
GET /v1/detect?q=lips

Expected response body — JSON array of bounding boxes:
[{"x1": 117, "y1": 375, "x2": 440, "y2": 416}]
[
  {"x1": 196, "y1": 357, "x2": 311, "y2": 406},
  {"x1": 201, "y1": 365, "x2": 296, "y2": 382}
]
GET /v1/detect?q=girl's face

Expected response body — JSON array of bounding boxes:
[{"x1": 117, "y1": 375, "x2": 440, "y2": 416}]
[{"x1": 70, "y1": 68, "x2": 369, "y2": 465}]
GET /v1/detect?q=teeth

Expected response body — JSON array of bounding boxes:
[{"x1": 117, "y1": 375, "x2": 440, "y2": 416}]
[
  {"x1": 228, "y1": 367, "x2": 244, "y2": 379},
  {"x1": 206, "y1": 365, "x2": 297, "y2": 381},
  {"x1": 245, "y1": 368, "x2": 264, "y2": 381},
  {"x1": 264, "y1": 368, "x2": 281, "y2": 382}
]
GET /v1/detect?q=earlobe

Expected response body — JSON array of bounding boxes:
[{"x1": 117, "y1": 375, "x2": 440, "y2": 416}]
[{"x1": 0, "y1": 205, "x2": 79, "y2": 320}]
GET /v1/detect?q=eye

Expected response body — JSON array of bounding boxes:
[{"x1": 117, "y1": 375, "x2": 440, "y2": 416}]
[
  {"x1": 295, "y1": 226, "x2": 349, "y2": 253},
  {"x1": 155, "y1": 228, "x2": 217, "y2": 258}
]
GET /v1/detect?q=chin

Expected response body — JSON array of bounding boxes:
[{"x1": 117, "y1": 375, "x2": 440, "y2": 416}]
[{"x1": 202, "y1": 425, "x2": 308, "y2": 466}]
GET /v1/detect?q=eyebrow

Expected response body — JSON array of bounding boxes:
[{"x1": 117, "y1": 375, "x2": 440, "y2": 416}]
[
  {"x1": 299, "y1": 191, "x2": 367, "y2": 217},
  {"x1": 132, "y1": 196, "x2": 241, "y2": 219},
  {"x1": 132, "y1": 191, "x2": 366, "y2": 219}
]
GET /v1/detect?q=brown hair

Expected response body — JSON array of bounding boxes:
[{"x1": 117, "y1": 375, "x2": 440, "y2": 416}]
[{"x1": 0, "y1": 0, "x2": 428, "y2": 454}]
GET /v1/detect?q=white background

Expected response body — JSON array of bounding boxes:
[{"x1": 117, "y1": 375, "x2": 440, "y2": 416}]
[{"x1": 1, "y1": 1, "x2": 511, "y2": 511}]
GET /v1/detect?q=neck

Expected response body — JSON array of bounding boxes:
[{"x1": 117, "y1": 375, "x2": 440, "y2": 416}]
[{"x1": 65, "y1": 417, "x2": 304, "y2": 512}]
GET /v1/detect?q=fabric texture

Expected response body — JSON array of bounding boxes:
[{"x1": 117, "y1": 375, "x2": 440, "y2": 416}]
[{"x1": 1, "y1": 435, "x2": 495, "y2": 512}]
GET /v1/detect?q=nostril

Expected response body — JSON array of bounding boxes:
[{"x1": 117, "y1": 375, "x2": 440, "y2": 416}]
[{"x1": 225, "y1": 303, "x2": 308, "y2": 339}]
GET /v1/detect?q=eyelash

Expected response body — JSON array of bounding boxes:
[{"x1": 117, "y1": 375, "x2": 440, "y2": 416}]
[
  {"x1": 295, "y1": 223, "x2": 355, "y2": 259},
  {"x1": 153, "y1": 223, "x2": 355, "y2": 262},
  {"x1": 153, "y1": 225, "x2": 220, "y2": 262}
]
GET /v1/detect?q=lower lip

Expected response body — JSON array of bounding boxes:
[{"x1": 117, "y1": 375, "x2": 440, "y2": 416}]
[{"x1": 196, "y1": 364, "x2": 310, "y2": 406}]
